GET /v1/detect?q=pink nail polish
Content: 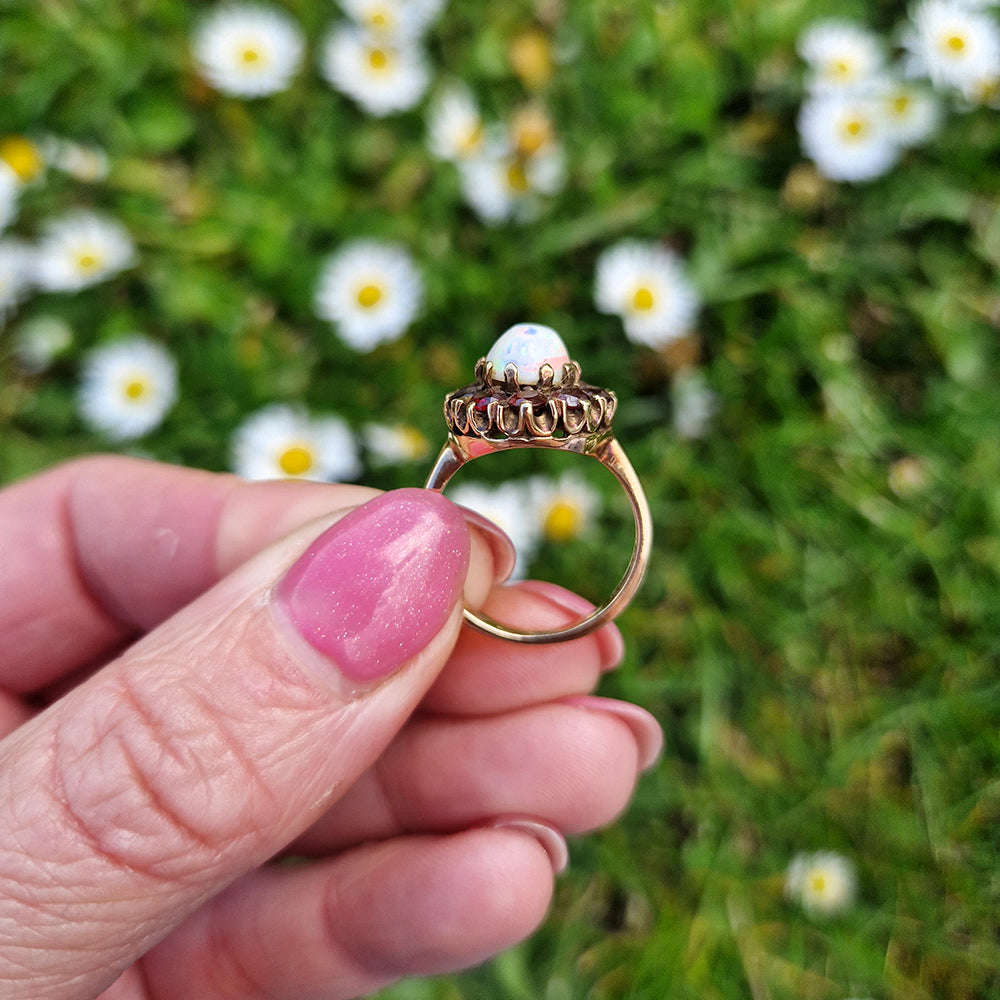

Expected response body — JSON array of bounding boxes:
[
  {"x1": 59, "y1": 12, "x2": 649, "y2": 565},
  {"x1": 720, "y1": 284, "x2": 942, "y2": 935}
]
[
  {"x1": 276, "y1": 489, "x2": 470, "y2": 684},
  {"x1": 561, "y1": 696, "x2": 664, "y2": 772}
]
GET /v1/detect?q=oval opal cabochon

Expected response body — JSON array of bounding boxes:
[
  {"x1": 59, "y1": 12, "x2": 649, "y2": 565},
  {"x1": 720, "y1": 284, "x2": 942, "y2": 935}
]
[{"x1": 485, "y1": 323, "x2": 571, "y2": 384}]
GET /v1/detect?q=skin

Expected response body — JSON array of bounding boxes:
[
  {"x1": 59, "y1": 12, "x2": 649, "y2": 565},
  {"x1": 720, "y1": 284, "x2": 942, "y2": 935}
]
[{"x1": 0, "y1": 456, "x2": 656, "y2": 1000}]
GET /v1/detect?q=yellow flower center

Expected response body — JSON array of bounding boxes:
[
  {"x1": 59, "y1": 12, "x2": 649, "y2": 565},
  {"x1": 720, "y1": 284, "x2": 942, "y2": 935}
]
[
  {"x1": 74, "y1": 248, "x2": 104, "y2": 274},
  {"x1": 278, "y1": 444, "x2": 315, "y2": 477},
  {"x1": 0, "y1": 135, "x2": 45, "y2": 183},
  {"x1": 122, "y1": 376, "x2": 150, "y2": 401},
  {"x1": 367, "y1": 6, "x2": 394, "y2": 31},
  {"x1": 841, "y1": 117, "x2": 867, "y2": 140},
  {"x1": 356, "y1": 283, "x2": 384, "y2": 309},
  {"x1": 828, "y1": 58, "x2": 853, "y2": 80},
  {"x1": 367, "y1": 47, "x2": 393, "y2": 72},
  {"x1": 631, "y1": 286, "x2": 656, "y2": 312},
  {"x1": 240, "y1": 45, "x2": 262, "y2": 64},
  {"x1": 809, "y1": 873, "x2": 827, "y2": 895},
  {"x1": 944, "y1": 32, "x2": 967, "y2": 54},
  {"x1": 506, "y1": 161, "x2": 530, "y2": 193},
  {"x1": 891, "y1": 94, "x2": 911, "y2": 116},
  {"x1": 544, "y1": 500, "x2": 583, "y2": 543}
]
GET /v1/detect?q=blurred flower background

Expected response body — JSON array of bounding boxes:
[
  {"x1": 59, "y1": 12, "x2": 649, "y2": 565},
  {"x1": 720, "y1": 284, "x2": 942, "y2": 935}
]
[{"x1": 3, "y1": 0, "x2": 1000, "y2": 996}]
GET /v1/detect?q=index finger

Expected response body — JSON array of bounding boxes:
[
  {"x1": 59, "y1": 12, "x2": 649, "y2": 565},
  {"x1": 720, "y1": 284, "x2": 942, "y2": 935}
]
[{"x1": 0, "y1": 455, "x2": 378, "y2": 693}]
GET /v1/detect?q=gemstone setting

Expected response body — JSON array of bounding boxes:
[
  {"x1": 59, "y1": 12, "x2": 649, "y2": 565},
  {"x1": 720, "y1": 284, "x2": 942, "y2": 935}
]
[{"x1": 444, "y1": 323, "x2": 616, "y2": 442}]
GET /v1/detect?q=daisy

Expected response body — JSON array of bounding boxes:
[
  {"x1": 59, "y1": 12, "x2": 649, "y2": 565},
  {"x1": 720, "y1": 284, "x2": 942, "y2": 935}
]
[
  {"x1": 530, "y1": 472, "x2": 601, "y2": 544},
  {"x1": 426, "y1": 84, "x2": 487, "y2": 161},
  {"x1": 594, "y1": 240, "x2": 700, "y2": 348},
  {"x1": 12, "y1": 315, "x2": 73, "y2": 373},
  {"x1": 337, "y1": 0, "x2": 443, "y2": 40},
  {"x1": 875, "y1": 77, "x2": 941, "y2": 147},
  {"x1": 797, "y1": 20, "x2": 885, "y2": 92},
  {"x1": 319, "y1": 25, "x2": 430, "y2": 116},
  {"x1": 785, "y1": 851, "x2": 857, "y2": 919},
  {"x1": 77, "y1": 336, "x2": 178, "y2": 441},
  {"x1": 192, "y1": 4, "x2": 305, "y2": 98},
  {"x1": 671, "y1": 368, "x2": 718, "y2": 440},
  {"x1": 0, "y1": 135, "x2": 46, "y2": 185},
  {"x1": 314, "y1": 239, "x2": 423, "y2": 351},
  {"x1": 458, "y1": 138, "x2": 565, "y2": 224},
  {"x1": 448, "y1": 480, "x2": 540, "y2": 580},
  {"x1": 904, "y1": 0, "x2": 1000, "y2": 98},
  {"x1": 361, "y1": 422, "x2": 430, "y2": 465},
  {"x1": 231, "y1": 403, "x2": 361, "y2": 481},
  {"x1": 32, "y1": 211, "x2": 136, "y2": 292},
  {"x1": 0, "y1": 239, "x2": 32, "y2": 320},
  {"x1": 797, "y1": 92, "x2": 900, "y2": 182}
]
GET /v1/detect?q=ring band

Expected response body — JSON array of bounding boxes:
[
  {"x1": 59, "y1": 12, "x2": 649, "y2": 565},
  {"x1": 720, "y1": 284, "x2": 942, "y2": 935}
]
[{"x1": 424, "y1": 323, "x2": 652, "y2": 644}]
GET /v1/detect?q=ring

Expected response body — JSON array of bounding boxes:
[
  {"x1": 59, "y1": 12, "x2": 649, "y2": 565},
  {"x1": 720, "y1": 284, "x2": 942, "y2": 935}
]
[{"x1": 425, "y1": 322, "x2": 652, "y2": 644}]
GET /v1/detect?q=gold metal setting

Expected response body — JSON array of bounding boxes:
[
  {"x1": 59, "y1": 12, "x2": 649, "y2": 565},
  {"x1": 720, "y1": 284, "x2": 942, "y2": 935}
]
[{"x1": 443, "y1": 358, "x2": 617, "y2": 443}]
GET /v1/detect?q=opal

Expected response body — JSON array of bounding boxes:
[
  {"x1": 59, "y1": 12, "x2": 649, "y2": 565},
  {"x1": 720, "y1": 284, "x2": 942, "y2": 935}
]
[{"x1": 485, "y1": 322, "x2": 571, "y2": 384}]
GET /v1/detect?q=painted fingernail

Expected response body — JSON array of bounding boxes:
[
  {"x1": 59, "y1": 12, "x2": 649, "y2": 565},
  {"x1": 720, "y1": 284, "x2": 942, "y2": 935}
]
[
  {"x1": 459, "y1": 507, "x2": 517, "y2": 584},
  {"x1": 561, "y1": 696, "x2": 663, "y2": 771},
  {"x1": 488, "y1": 816, "x2": 569, "y2": 874},
  {"x1": 517, "y1": 580, "x2": 626, "y2": 670},
  {"x1": 276, "y1": 489, "x2": 470, "y2": 684}
]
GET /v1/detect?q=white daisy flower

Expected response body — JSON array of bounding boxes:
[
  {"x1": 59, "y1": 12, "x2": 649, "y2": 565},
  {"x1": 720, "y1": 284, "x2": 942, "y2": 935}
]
[
  {"x1": 319, "y1": 25, "x2": 430, "y2": 116},
  {"x1": 192, "y1": 4, "x2": 305, "y2": 98},
  {"x1": 874, "y1": 77, "x2": 941, "y2": 146},
  {"x1": 672, "y1": 368, "x2": 718, "y2": 440},
  {"x1": 904, "y1": 0, "x2": 1000, "y2": 98},
  {"x1": 314, "y1": 239, "x2": 423, "y2": 351},
  {"x1": 32, "y1": 212, "x2": 136, "y2": 293},
  {"x1": 337, "y1": 0, "x2": 443, "y2": 39},
  {"x1": 449, "y1": 480, "x2": 540, "y2": 580},
  {"x1": 0, "y1": 164, "x2": 21, "y2": 233},
  {"x1": 12, "y1": 315, "x2": 73, "y2": 373},
  {"x1": 458, "y1": 138, "x2": 566, "y2": 224},
  {"x1": 427, "y1": 84, "x2": 487, "y2": 161},
  {"x1": 798, "y1": 20, "x2": 885, "y2": 92},
  {"x1": 361, "y1": 422, "x2": 430, "y2": 465},
  {"x1": 77, "y1": 336, "x2": 178, "y2": 441},
  {"x1": 797, "y1": 92, "x2": 901, "y2": 183},
  {"x1": 785, "y1": 851, "x2": 857, "y2": 919},
  {"x1": 231, "y1": 403, "x2": 361, "y2": 481},
  {"x1": 530, "y1": 472, "x2": 601, "y2": 544},
  {"x1": 0, "y1": 239, "x2": 33, "y2": 320},
  {"x1": 594, "y1": 240, "x2": 700, "y2": 348}
]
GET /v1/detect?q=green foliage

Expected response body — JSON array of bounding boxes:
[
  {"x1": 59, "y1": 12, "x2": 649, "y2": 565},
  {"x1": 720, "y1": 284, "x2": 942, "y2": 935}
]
[{"x1": 3, "y1": 0, "x2": 1000, "y2": 997}]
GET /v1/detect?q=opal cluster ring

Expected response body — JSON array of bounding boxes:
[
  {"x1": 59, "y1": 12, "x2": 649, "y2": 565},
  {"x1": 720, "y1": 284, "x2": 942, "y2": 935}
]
[{"x1": 425, "y1": 322, "x2": 652, "y2": 644}]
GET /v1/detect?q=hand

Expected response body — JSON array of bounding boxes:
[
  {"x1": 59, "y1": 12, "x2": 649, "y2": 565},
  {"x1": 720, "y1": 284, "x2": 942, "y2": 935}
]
[{"x1": 0, "y1": 456, "x2": 661, "y2": 1000}]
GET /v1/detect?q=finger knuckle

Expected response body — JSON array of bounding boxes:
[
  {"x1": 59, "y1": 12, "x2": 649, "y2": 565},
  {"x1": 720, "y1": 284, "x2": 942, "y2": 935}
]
[{"x1": 49, "y1": 658, "x2": 289, "y2": 881}]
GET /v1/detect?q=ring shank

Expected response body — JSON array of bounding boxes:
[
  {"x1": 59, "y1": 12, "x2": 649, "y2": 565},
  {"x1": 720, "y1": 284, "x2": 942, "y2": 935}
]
[{"x1": 424, "y1": 434, "x2": 652, "y2": 644}]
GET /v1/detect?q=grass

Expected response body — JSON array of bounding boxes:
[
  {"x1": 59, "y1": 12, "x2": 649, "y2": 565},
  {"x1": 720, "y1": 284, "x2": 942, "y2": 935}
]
[{"x1": 3, "y1": 0, "x2": 1000, "y2": 996}]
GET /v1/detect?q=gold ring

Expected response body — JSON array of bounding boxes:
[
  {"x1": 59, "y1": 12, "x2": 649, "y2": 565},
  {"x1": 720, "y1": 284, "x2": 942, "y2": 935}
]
[{"x1": 425, "y1": 323, "x2": 652, "y2": 644}]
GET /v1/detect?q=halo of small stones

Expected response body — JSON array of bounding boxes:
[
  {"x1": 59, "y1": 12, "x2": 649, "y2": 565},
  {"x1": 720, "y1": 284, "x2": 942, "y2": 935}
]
[{"x1": 445, "y1": 357, "x2": 617, "y2": 440}]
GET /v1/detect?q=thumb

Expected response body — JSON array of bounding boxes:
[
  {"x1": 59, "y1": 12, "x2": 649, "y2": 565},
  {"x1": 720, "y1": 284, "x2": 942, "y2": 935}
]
[{"x1": 0, "y1": 488, "x2": 499, "y2": 998}]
